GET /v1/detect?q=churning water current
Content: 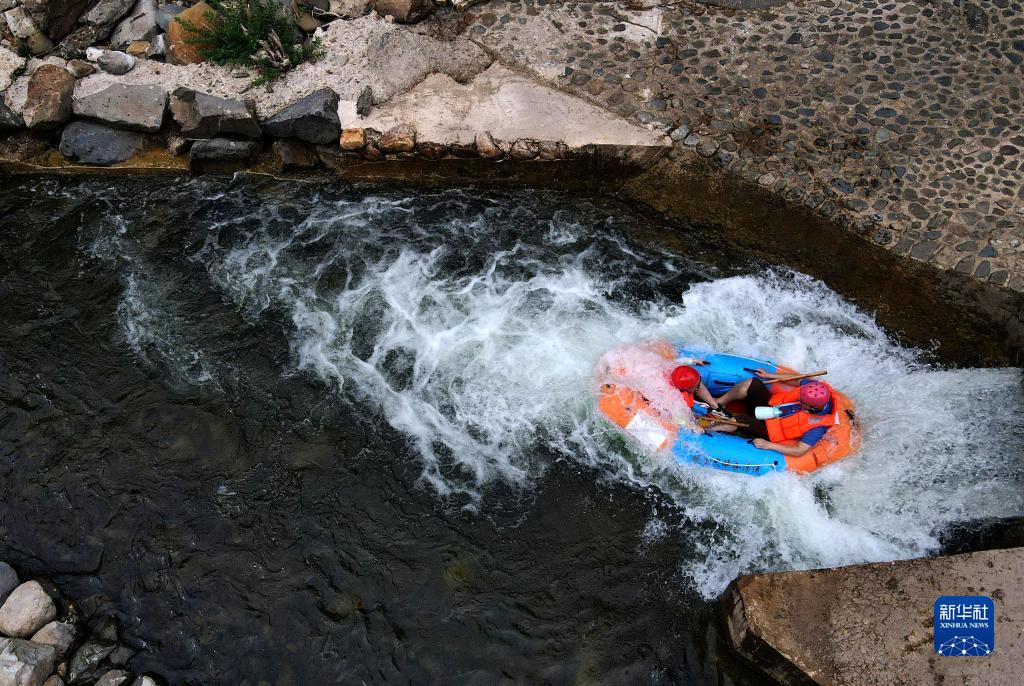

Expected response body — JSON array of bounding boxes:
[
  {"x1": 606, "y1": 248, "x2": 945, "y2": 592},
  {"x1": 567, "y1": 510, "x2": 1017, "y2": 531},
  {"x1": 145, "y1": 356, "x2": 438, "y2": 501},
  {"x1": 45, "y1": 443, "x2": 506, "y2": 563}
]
[{"x1": 1, "y1": 176, "x2": 1022, "y2": 683}]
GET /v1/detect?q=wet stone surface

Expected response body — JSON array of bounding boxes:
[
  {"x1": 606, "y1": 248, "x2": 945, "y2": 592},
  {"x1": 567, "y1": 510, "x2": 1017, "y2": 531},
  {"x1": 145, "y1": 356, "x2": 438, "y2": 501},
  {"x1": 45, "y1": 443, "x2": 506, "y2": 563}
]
[{"x1": 432, "y1": 0, "x2": 1024, "y2": 291}]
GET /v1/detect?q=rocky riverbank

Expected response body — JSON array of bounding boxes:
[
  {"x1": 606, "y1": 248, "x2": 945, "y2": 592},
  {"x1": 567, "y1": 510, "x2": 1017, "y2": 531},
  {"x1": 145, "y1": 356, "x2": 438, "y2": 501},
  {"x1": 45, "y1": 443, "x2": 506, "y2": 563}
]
[{"x1": 0, "y1": 562, "x2": 159, "y2": 686}]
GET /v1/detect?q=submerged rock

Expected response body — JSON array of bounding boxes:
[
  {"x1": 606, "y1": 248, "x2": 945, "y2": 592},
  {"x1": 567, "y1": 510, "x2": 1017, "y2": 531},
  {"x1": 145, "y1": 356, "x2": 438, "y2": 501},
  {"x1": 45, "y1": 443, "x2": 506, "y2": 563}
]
[
  {"x1": 169, "y1": 88, "x2": 260, "y2": 139},
  {"x1": 22, "y1": 65, "x2": 75, "y2": 130},
  {"x1": 59, "y1": 120, "x2": 145, "y2": 165},
  {"x1": 0, "y1": 564, "x2": 18, "y2": 606},
  {"x1": 94, "y1": 669, "x2": 130, "y2": 686},
  {"x1": 0, "y1": 638, "x2": 57, "y2": 686},
  {"x1": 0, "y1": 582, "x2": 57, "y2": 638},
  {"x1": 261, "y1": 89, "x2": 340, "y2": 145},
  {"x1": 73, "y1": 83, "x2": 167, "y2": 132}
]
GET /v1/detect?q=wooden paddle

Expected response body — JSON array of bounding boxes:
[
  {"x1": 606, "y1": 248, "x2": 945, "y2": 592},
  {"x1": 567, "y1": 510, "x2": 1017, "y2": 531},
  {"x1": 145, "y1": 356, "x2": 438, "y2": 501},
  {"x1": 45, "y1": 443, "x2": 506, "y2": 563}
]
[{"x1": 743, "y1": 368, "x2": 828, "y2": 384}]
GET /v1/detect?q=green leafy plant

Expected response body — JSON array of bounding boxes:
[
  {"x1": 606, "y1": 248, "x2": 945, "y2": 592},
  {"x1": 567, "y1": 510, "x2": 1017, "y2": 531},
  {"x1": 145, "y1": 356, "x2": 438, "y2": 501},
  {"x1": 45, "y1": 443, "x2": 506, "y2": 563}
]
[{"x1": 176, "y1": 0, "x2": 324, "y2": 87}]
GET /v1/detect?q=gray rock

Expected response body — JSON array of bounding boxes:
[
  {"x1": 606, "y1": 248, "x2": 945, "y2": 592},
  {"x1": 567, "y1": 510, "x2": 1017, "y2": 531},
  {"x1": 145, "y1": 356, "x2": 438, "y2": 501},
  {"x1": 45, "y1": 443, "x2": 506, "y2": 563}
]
[
  {"x1": 271, "y1": 139, "x2": 318, "y2": 170},
  {"x1": 0, "y1": 638, "x2": 56, "y2": 686},
  {"x1": 20, "y1": 0, "x2": 94, "y2": 42},
  {"x1": 669, "y1": 125, "x2": 689, "y2": 142},
  {"x1": 94, "y1": 669, "x2": 130, "y2": 686},
  {"x1": 129, "y1": 677, "x2": 157, "y2": 686},
  {"x1": 261, "y1": 89, "x2": 340, "y2": 145},
  {"x1": 96, "y1": 51, "x2": 135, "y2": 75},
  {"x1": 42, "y1": 676, "x2": 65, "y2": 686},
  {"x1": 169, "y1": 88, "x2": 260, "y2": 139},
  {"x1": 189, "y1": 137, "x2": 258, "y2": 173},
  {"x1": 73, "y1": 83, "x2": 167, "y2": 132},
  {"x1": 30, "y1": 622, "x2": 77, "y2": 662},
  {"x1": 109, "y1": 0, "x2": 158, "y2": 48},
  {"x1": 355, "y1": 85, "x2": 373, "y2": 116},
  {"x1": 0, "y1": 582, "x2": 56, "y2": 638},
  {"x1": 2, "y1": 6, "x2": 54, "y2": 55},
  {"x1": 371, "y1": 0, "x2": 433, "y2": 23},
  {"x1": 145, "y1": 33, "x2": 165, "y2": 57},
  {"x1": 156, "y1": 3, "x2": 184, "y2": 31},
  {"x1": 59, "y1": 120, "x2": 145, "y2": 165},
  {"x1": 0, "y1": 565, "x2": 17, "y2": 605},
  {"x1": 82, "y1": 0, "x2": 136, "y2": 27}
]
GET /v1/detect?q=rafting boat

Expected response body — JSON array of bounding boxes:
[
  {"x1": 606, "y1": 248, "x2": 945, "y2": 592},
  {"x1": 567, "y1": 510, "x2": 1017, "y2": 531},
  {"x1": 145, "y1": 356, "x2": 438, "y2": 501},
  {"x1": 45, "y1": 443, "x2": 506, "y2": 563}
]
[{"x1": 596, "y1": 342, "x2": 860, "y2": 476}]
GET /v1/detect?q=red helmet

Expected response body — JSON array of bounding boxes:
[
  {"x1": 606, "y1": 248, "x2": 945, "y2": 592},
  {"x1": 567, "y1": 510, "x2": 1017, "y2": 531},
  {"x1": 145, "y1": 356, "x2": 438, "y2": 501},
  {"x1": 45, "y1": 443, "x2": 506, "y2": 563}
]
[
  {"x1": 670, "y1": 365, "x2": 701, "y2": 391},
  {"x1": 799, "y1": 381, "x2": 831, "y2": 410}
]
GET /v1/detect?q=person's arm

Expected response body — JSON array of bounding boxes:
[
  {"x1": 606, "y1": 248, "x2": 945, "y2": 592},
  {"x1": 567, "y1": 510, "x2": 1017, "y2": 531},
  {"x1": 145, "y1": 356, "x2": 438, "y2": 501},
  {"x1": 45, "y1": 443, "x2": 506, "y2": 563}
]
[
  {"x1": 752, "y1": 438, "x2": 812, "y2": 456},
  {"x1": 694, "y1": 382, "x2": 719, "y2": 408}
]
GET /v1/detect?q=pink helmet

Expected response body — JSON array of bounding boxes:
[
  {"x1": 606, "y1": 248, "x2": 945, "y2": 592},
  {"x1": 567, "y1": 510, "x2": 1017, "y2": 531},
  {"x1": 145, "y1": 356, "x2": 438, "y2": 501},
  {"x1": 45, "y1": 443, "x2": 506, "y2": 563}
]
[{"x1": 799, "y1": 381, "x2": 831, "y2": 410}]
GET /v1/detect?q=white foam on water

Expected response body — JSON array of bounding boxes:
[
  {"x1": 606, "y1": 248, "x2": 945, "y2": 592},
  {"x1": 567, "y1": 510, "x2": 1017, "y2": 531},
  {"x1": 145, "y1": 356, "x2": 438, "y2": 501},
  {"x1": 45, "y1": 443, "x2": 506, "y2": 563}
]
[{"x1": 102, "y1": 186, "x2": 1024, "y2": 597}]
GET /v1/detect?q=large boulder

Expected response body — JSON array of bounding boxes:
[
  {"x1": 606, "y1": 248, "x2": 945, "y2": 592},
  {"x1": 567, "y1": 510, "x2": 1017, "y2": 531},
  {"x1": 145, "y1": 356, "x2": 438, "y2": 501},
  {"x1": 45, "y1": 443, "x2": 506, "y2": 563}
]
[
  {"x1": 59, "y1": 120, "x2": 145, "y2": 165},
  {"x1": 2, "y1": 6, "x2": 54, "y2": 55},
  {"x1": 0, "y1": 582, "x2": 56, "y2": 638},
  {"x1": 261, "y1": 89, "x2": 340, "y2": 145},
  {"x1": 22, "y1": 65, "x2": 75, "y2": 129},
  {"x1": 371, "y1": 0, "x2": 433, "y2": 23},
  {"x1": 72, "y1": 83, "x2": 166, "y2": 132},
  {"x1": 0, "y1": 638, "x2": 56, "y2": 686},
  {"x1": 0, "y1": 565, "x2": 18, "y2": 606},
  {"x1": 166, "y1": 1, "x2": 213, "y2": 65},
  {"x1": 0, "y1": 45, "x2": 25, "y2": 92},
  {"x1": 271, "y1": 139, "x2": 318, "y2": 171},
  {"x1": 109, "y1": 0, "x2": 158, "y2": 48},
  {"x1": 169, "y1": 88, "x2": 260, "y2": 139},
  {"x1": 30, "y1": 622, "x2": 77, "y2": 663},
  {"x1": 189, "y1": 137, "x2": 258, "y2": 173}
]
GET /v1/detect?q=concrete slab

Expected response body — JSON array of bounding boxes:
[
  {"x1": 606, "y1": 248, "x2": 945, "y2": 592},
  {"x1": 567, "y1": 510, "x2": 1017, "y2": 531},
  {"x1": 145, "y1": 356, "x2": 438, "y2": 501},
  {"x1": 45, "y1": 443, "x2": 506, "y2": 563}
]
[
  {"x1": 339, "y1": 62, "x2": 670, "y2": 150},
  {"x1": 722, "y1": 548, "x2": 1024, "y2": 685}
]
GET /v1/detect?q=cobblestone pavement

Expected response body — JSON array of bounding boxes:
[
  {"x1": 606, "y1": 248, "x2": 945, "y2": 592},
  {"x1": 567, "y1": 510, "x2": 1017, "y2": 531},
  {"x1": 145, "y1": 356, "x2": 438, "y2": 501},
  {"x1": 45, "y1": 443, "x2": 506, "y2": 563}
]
[{"x1": 431, "y1": 0, "x2": 1024, "y2": 292}]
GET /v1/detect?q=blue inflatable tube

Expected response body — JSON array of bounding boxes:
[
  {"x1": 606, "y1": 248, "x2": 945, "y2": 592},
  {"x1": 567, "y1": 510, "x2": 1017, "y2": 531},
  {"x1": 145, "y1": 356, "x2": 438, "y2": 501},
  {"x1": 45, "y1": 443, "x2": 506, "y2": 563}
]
[{"x1": 671, "y1": 347, "x2": 787, "y2": 476}]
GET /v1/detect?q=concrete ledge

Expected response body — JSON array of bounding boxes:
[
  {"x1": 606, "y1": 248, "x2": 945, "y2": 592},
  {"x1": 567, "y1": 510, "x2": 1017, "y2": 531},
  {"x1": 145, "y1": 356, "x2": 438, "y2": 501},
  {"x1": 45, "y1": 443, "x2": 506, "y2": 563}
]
[{"x1": 722, "y1": 548, "x2": 1024, "y2": 686}]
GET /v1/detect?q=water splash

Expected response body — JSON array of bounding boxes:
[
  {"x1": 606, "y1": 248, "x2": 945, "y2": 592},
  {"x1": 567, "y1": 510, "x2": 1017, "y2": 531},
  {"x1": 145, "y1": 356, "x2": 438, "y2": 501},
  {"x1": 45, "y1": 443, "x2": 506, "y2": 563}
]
[{"x1": 93, "y1": 182, "x2": 1024, "y2": 597}]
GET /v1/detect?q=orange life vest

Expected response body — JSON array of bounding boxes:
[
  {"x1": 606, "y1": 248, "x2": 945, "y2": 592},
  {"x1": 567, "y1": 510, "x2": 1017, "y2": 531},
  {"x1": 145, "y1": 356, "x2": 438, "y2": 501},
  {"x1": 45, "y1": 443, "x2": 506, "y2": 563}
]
[
  {"x1": 765, "y1": 383, "x2": 841, "y2": 443},
  {"x1": 680, "y1": 390, "x2": 695, "y2": 408}
]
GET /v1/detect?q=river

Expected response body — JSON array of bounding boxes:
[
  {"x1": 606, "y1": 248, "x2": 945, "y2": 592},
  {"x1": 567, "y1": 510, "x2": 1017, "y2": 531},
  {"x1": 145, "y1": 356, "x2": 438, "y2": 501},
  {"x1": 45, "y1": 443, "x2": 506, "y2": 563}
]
[{"x1": 1, "y1": 176, "x2": 1021, "y2": 684}]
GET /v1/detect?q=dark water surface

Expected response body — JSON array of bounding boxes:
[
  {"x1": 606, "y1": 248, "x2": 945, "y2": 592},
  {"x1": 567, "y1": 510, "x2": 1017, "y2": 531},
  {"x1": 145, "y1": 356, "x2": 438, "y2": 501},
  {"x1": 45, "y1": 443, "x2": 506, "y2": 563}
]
[{"x1": 0, "y1": 177, "x2": 765, "y2": 685}]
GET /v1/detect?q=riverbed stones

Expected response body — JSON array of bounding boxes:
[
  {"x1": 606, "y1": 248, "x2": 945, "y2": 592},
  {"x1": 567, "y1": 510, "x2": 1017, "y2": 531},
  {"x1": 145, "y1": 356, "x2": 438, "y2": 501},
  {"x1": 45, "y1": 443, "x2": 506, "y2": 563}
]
[
  {"x1": 378, "y1": 124, "x2": 415, "y2": 153},
  {"x1": 0, "y1": 566, "x2": 17, "y2": 606},
  {"x1": 271, "y1": 139, "x2": 318, "y2": 171},
  {"x1": 166, "y1": 1, "x2": 212, "y2": 65},
  {"x1": 30, "y1": 623, "x2": 77, "y2": 663},
  {"x1": 372, "y1": 0, "x2": 433, "y2": 23},
  {"x1": 261, "y1": 89, "x2": 340, "y2": 145},
  {"x1": 73, "y1": 83, "x2": 166, "y2": 132},
  {"x1": 0, "y1": 638, "x2": 56, "y2": 686},
  {"x1": 474, "y1": 131, "x2": 502, "y2": 159},
  {"x1": 339, "y1": 128, "x2": 365, "y2": 150},
  {"x1": 92, "y1": 50, "x2": 135, "y2": 75},
  {"x1": 94, "y1": 669, "x2": 130, "y2": 686},
  {"x1": 0, "y1": 102, "x2": 22, "y2": 132},
  {"x1": 188, "y1": 137, "x2": 258, "y2": 173},
  {"x1": 0, "y1": 46, "x2": 24, "y2": 93},
  {"x1": 509, "y1": 139, "x2": 539, "y2": 160},
  {"x1": 109, "y1": 0, "x2": 158, "y2": 49},
  {"x1": 0, "y1": 583, "x2": 56, "y2": 638},
  {"x1": 21, "y1": 65, "x2": 74, "y2": 130},
  {"x1": 65, "y1": 60, "x2": 96, "y2": 78},
  {"x1": 59, "y1": 120, "x2": 145, "y2": 165},
  {"x1": 169, "y1": 88, "x2": 260, "y2": 139}
]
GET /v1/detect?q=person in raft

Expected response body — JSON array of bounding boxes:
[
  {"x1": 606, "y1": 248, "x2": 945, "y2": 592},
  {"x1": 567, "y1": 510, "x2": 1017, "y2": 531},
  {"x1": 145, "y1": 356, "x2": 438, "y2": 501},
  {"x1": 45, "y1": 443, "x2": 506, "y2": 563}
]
[
  {"x1": 667, "y1": 362, "x2": 721, "y2": 433},
  {"x1": 711, "y1": 369, "x2": 836, "y2": 457}
]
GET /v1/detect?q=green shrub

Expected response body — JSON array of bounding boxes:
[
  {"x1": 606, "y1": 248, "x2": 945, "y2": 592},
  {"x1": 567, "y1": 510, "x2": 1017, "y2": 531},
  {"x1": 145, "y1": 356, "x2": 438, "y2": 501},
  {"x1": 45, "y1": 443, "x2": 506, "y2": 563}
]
[{"x1": 176, "y1": 0, "x2": 324, "y2": 87}]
